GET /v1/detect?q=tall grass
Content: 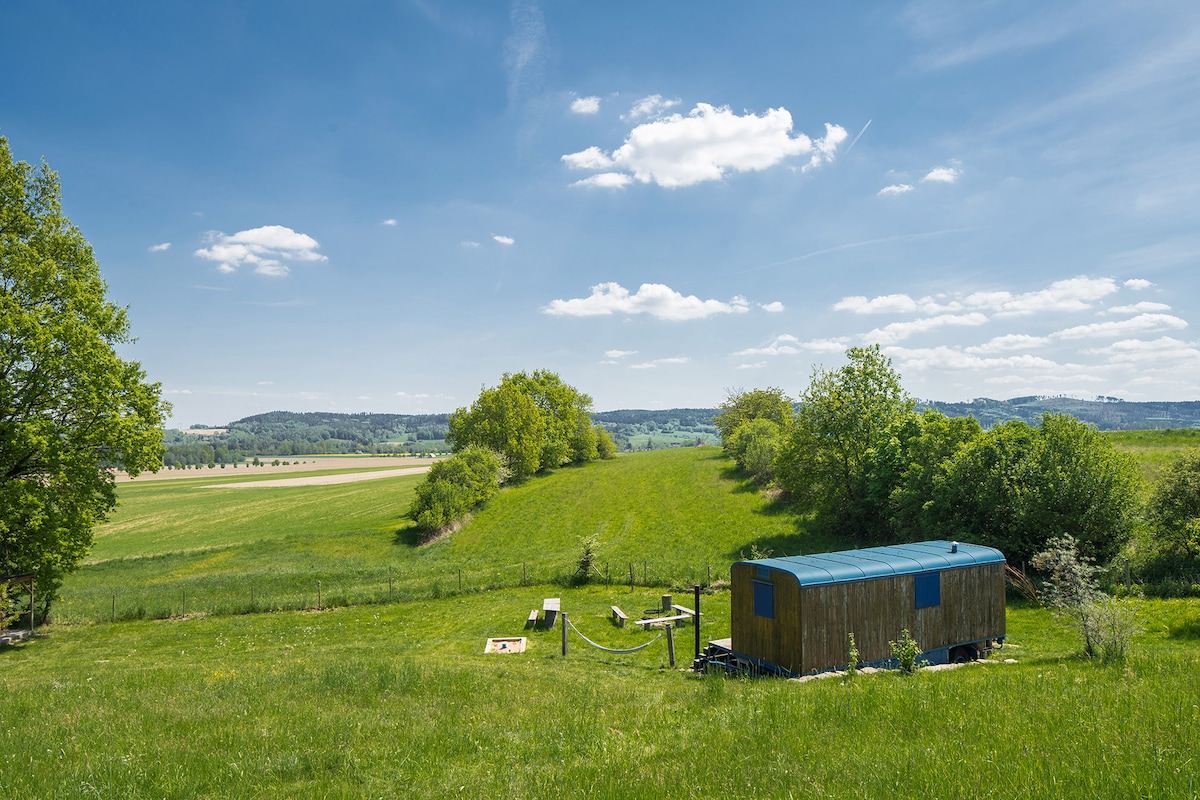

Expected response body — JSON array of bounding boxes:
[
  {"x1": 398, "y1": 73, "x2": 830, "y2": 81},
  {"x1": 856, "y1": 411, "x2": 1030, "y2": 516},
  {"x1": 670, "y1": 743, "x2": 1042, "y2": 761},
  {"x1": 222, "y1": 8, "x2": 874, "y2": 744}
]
[{"x1": 4, "y1": 592, "x2": 1199, "y2": 798}]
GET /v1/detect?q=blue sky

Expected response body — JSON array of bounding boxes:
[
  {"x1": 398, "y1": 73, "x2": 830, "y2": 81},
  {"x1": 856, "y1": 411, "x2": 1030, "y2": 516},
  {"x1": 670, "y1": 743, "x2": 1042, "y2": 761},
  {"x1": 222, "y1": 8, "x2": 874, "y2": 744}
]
[{"x1": 3, "y1": 1, "x2": 1198, "y2": 427}]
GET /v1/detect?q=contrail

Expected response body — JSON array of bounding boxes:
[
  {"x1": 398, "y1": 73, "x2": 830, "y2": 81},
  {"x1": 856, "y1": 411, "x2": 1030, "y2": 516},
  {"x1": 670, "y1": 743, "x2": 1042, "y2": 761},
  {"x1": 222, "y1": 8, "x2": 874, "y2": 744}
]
[{"x1": 839, "y1": 119, "x2": 872, "y2": 160}]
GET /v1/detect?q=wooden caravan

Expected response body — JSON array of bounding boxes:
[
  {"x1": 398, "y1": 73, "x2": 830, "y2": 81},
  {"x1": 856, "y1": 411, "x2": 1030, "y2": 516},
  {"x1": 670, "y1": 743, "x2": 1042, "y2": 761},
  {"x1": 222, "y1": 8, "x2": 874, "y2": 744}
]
[{"x1": 727, "y1": 541, "x2": 1005, "y2": 676}]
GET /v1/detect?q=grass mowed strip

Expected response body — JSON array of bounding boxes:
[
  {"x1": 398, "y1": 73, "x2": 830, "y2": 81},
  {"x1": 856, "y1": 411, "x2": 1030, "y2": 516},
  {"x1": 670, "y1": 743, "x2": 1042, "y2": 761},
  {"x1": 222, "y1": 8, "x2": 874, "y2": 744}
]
[{"x1": 4, "y1": 593, "x2": 1199, "y2": 798}]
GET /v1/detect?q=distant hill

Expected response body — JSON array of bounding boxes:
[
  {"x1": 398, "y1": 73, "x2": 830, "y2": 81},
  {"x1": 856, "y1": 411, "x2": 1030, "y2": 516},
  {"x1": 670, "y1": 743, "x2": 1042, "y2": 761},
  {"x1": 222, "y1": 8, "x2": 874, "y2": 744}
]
[
  {"x1": 163, "y1": 398, "x2": 1200, "y2": 466},
  {"x1": 918, "y1": 396, "x2": 1200, "y2": 431}
]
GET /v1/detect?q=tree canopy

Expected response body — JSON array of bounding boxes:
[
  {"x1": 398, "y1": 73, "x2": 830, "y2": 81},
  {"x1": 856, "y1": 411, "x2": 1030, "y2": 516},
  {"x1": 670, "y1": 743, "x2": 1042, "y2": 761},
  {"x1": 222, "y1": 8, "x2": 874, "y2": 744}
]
[
  {"x1": 775, "y1": 345, "x2": 915, "y2": 537},
  {"x1": 446, "y1": 370, "x2": 608, "y2": 479},
  {"x1": 1, "y1": 137, "x2": 169, "y2": 616}
]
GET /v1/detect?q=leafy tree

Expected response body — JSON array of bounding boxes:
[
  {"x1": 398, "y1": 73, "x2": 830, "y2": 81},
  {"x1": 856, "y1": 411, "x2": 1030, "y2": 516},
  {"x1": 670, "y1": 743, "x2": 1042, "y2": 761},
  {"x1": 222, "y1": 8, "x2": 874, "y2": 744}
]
[
  {"x1": 594, "y1": 424, "x2": 617, "y2": 460},
  {"x1": 883, "y1": 409, "x2": 983, "y2": 540},
  {"x1": 0, "y1": 138, "x2": 168, "y2": 616},
  {"x1": 775, "y1": 345, "x2": 915, "y2": 538},
  {"x1": 1146, "y1": 448, "x2": 1200, "y2": 561},
  {"x1": 408, "y1": 446, "x2": 504, "y2": 532},
  {"x1": 713, "y1": 387, "x2": 794, "y2": 443},
  {"x1": 725, "y1": 417, "x2": 782, "y2": 484},
  {"x1": 929, "y1": 414, "x2": 1140, "y2": 565},
  {"x1": 446, "y1": 371, "x2": 600, "y2": 478},
  {"x1": 447, "y1": 380, "x2": 545, "y2": 478}
]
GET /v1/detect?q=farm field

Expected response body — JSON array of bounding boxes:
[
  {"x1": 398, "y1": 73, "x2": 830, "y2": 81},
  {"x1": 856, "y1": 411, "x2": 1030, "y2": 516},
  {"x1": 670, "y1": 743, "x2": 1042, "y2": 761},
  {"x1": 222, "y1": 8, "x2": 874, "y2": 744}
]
[{"x1": 4, "y1": 444, "x2": 1200, "y2": 797}]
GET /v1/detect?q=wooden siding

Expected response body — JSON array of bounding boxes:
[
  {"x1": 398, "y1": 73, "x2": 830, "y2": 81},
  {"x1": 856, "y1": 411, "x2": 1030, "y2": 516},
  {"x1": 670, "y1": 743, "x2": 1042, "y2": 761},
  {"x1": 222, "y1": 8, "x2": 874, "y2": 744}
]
[{"x1": 731, "y1": 562, "x2": 1005, "y2": 675}]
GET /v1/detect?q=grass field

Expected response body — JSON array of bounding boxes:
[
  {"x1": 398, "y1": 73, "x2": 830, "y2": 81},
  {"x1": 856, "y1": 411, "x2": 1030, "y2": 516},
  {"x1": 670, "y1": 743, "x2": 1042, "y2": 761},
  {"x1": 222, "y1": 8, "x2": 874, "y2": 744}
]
[
  {"x1": 1106, "y1": 428, "x2": 1200, "y2": 484},
  {"x1": 4, "y1": 588, "x2": 1200, "y2": 797},
  {"x1": 6, "y1": 444, "x2": 1200, "y2": 797},
  {"x1": 57, "y1": 448, "x2": 821, "y2": 624}
]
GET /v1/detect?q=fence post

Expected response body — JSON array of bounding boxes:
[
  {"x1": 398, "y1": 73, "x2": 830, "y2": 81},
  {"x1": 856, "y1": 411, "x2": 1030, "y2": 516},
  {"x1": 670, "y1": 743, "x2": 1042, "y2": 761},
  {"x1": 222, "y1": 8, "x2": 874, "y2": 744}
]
[
  {"x1": 458, "y1": 569, "x2": 462, "y2": 592},
  {"x1": 561, "y1": 611, "x2": 569, "y2": 657},
  {"x1": 666, "y1": 623, "x2": 676, "y2": 667},
  {"x1": 317, "y1": 580, "x2": 322, "y2": 610},
  {"x1": 629, "y1": 562, "x2": 634, "y2": 589},
  {"x1": 182, "y1": 589, "x2": 186, "y2": 616},
  {"x1": 112, "y1": 593, "x2": 116, "y2": 623}
]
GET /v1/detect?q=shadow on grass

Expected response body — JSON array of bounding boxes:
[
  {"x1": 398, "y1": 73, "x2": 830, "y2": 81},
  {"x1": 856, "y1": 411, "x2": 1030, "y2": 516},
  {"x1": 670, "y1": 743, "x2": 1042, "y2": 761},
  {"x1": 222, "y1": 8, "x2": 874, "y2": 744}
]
[{"x1": 1167, "y1": 615, "x2": 1200, "y2": 640}]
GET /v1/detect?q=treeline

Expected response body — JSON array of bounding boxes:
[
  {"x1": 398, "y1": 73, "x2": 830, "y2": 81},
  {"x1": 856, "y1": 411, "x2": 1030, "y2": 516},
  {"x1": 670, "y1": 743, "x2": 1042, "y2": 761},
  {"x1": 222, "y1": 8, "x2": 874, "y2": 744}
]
[
  {"x1": 163, "y1": 412, "x2": 453, "y2": 466},
  {"x1": 717, "y1": 346, "x2": 1200, "y2": 595}
]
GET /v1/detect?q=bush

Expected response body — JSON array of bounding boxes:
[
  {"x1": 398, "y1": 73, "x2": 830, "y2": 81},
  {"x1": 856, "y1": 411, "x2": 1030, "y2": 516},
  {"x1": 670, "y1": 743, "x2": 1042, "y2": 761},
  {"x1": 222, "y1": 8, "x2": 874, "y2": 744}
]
[
  {"x1": 408, "y1": 446, "x2": 505, "y2": 533},
  {"x1": 889, "y1": 629, "x2": 923, "y2": 674},
  {"x1": 1032, "y1": 535, "x2": 1140, "y2": 662}
]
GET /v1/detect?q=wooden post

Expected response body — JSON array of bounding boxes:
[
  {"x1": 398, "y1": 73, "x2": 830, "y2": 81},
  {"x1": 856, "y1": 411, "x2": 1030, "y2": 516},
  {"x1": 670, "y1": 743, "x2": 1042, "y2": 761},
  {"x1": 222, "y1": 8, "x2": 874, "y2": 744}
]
[
  {"x1": 112, "y1": 593, "x2": 116, "y2": 623},
  {"x1": 182, "y1": 589, "x2": 186, "y2": 615},
  {"x1": 388, "y1": 571, "x2": 393, "y2": 601},
  {"x1": 693, "y1": 584, "x2": 701, "y2": 661},
  {"x1": 605, "y1": 563, "x2": 610, "y2": 589},
  {"x1": 29, "y1": 579, "x2": 35, "y2": 633},
  {"x1": 317, "y1": 580, "x2": 322, "y2": 610},
  {"x1": 458, "y1": 569, "x2": 462, "y2": 592},
  {"x1": 629, "y1": 562, "x2": 634, "y2": 589},
  {"x1": 666, "y1": 623, "x2": 676, "y2": 667},
  {"x1": 707, "y1": 565, "x2": 712, "y2": 586},
  {"x1": 1125, "y1": 559, "x2": 1131, "y2": 591},
  {"x1": 523, "y1": 562, "x2": 527, "y2": 586},
  {"x1": 661, "y1": 594, "x2": 672, "y2": 613},
  {"x1": 561, "y1": 611, "x2": 569, "y2": 657}
]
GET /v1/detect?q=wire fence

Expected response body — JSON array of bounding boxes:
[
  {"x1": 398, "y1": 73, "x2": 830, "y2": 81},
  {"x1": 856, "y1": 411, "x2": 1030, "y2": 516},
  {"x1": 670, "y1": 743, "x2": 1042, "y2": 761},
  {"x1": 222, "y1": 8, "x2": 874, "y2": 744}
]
[{"x1": 52, "y1": 559, "x2": 733, "y2": 625}]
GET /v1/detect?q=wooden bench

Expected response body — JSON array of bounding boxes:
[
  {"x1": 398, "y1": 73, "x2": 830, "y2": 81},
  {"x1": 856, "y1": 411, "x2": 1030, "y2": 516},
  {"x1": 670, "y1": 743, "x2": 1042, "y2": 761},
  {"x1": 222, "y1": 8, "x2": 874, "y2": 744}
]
[
  {"x1": 542, "y1": 597, "x2": 560, "y2": 630},
  {"x1": 611, "y1": 605, "x2": 628, "y2": 628},
  {"x1": 672, "y1": 604, "x2": 698, "y2": 618},
  {"x1": 525, "y1": 609, "x2": 539, "y2": 630},
  {"x1": 633, "y1": 614, "x2": 690, "y2": 628}
]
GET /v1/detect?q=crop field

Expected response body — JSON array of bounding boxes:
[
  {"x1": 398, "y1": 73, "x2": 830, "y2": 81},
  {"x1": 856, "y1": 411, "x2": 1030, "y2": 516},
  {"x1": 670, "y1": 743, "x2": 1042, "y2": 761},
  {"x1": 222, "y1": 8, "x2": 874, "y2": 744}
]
[{"x1": 4, "y1": 445, "x2": 1200, "y2": 797}]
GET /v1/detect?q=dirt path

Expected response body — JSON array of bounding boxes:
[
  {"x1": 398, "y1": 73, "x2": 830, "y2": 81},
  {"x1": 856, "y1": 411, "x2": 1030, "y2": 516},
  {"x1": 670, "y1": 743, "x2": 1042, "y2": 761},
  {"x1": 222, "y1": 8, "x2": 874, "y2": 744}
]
[
  {"x1": 202, "y1": 466, "x2": 431, "y2": 488},
  {"x1": 118, "y1": 456, "x2": 437, "y2": 483}
]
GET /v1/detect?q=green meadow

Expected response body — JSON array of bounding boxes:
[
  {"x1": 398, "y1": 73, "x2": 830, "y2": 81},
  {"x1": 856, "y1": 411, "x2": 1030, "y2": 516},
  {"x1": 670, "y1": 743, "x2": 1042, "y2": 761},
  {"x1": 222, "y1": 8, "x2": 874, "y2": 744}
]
[{"x1": 4, "y1": 445, "x2": 1200, "y2": 797}]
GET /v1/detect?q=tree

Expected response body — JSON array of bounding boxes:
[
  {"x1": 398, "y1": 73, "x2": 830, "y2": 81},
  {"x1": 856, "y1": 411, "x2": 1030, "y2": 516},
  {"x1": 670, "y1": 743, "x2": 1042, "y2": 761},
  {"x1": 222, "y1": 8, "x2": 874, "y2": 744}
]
[
  {"x1": 928, "y1": 414, "x2": 1140, "y2": 565},
  {"x1": 0, "y1": 138, "x2": 169, "y2": 618},
  {"x1": 713, "y1": 387, "x2": 794, "y2": 443},
  {"x1": 725, "y1": 417, "x2": 782, "y2": 484},
  {"x1": 446, "y1": 371, "x2": 599, "y2": 479},
  {"x1": 883, "y1": 409, "x2": 983, "y2": 540},
  {"x1": 1146, "y1": 448, "x2": 1200, "y2": 561},
  {"x1": 774, "y1": 345, "x2": 915, "y2": 538}
]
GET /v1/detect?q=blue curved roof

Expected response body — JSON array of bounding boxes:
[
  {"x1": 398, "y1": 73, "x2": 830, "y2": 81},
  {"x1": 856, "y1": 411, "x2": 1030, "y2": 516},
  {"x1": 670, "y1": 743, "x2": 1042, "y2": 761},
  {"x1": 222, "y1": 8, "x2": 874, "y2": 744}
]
[{"x1": 744, "y1": 540, "x2": 1004, "y2": 587}]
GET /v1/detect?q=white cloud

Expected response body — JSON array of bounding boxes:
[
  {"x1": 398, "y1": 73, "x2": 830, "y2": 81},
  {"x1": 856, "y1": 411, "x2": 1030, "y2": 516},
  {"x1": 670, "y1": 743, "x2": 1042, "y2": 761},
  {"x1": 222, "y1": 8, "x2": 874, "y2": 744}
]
[
  {"x1": 989, "y1": 276, "x2": 1119, "y2": 317},
  {"x1": 194, "y1": 225, "x2": 327, "y2": 277},
  {"x1": 382, "y1": 219, "x2": 397, "y2": 226},
  {"x1": 1086, "y1": 336, "x2": 1200, "y2": 365},
  {"x1": 760, "y1": 301, "x2": 785, "y2": 313},
  {"x1": 921, "y1": 166, "x2": 962, "y2": 183},
  {"x1": 735, "y1": 334, "x2": 801, "y2": 357},
  {"x1": 737, "y1": 362, "x2": 767, "y2": 370},
  {"x1": 878, "y1": 184, "x2": 914, "y2": 196},
  {"x1": 965, "y1": 334, "x2": 1050, "y2": 353},
  {"x1": 561, "y1": 146, "x2": 614, "y2": 170},
  {"x1": 865, "y1": 312, "x2": 989, "y2": 345},
  {"x1": 834, "y1": 294, "x2": 920, "y2": 314},
  {"x1": 605, "y1": 349, "x2": 638, "y2": 359},
  {"x1": 461, "y1": 240, "x2": 481, "y2": 248},
  {"x1": 888, "y1": 345, "x2": 1064, "y2": 373},
  {"x1": 1124, "y1": 278, "x2": 1154, "y2": 290},
  {"x1": 571, "y1": 95, "x2": 600, "y2": 114},
  {"x1": 149, "y1": 242, "x2": 171, "y2": 252},
  {"x1": 800, "y1": 338, "x2": 852, "y2": 353},
  {"x1": 563, "y1": 103, "x2": 846, "y2": 188},
  {"x1": 1053, "y1": 313, "x2": 1188, "y2": 340},
  {"x1": 631, "y1": 356, "x2": 689, "y2": 369},
  {"x1": 570, "y1": 172, "x2": 633, "y2": 189},
  {"x1": 623, "y1": 94, "x2": 680, "y2": 120},
  {"x1": 543, "y1": 282, "x2": 752, "y2": 321},
  {"x1": 493, "y1": 235, "x2": 515, "y2": 245},
  {"x1": 1107, "y1": 301, "x2": 1172, "y2": 314}
]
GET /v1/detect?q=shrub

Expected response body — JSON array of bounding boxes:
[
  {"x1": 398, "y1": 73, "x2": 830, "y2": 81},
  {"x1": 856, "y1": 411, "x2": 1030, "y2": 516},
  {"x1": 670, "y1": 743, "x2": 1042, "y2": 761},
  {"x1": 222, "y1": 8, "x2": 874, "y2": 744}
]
[
  {"x1": 889, "y1": 628, "x2": 922, "y2": 674},
  {"x1": 846, "y1": 633, "x2": 859, "y2": 676}
]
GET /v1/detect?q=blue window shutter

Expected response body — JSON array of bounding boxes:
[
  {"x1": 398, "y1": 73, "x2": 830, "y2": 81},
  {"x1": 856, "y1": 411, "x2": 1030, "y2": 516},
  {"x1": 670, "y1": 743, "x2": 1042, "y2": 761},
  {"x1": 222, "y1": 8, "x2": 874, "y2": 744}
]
[
  {"x1": 753, "y1": 581, "x2": 775, "y2": 619},
  {"x1": 914, "y1": 571, "x2": 941, "y2": 609}
]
